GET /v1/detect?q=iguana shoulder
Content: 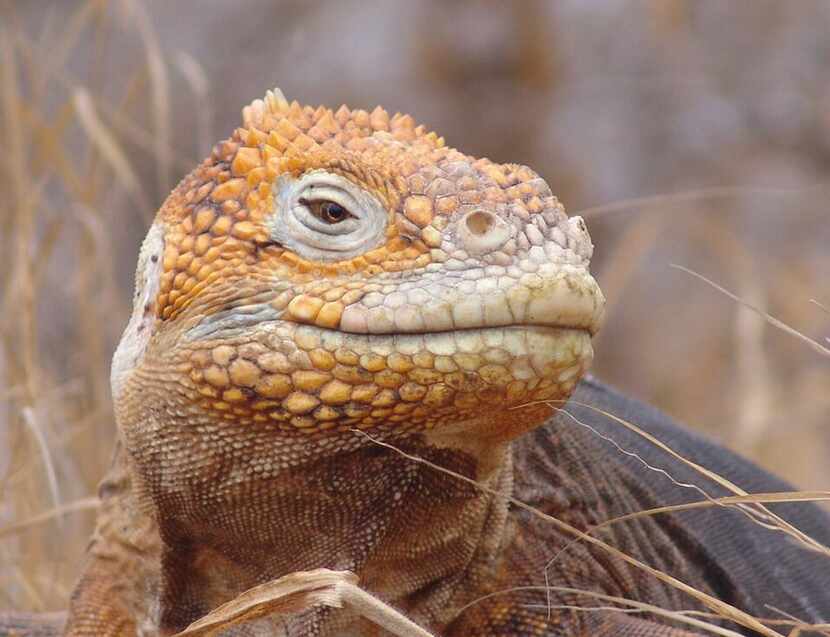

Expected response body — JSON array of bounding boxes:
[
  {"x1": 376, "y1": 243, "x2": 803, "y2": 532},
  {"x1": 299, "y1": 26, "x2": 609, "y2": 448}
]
[
  {"x1": 448, "y1": 378, "x2": 830, "y2": 636},
  {"x1": 568, "y1": 378, "x2": 830, "y2": 625}
]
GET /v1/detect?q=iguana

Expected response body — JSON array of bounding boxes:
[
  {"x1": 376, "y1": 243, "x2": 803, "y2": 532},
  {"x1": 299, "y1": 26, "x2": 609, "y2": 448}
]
[{"x1": 2, "y1": 89, "x2": 829, "y2": 636}]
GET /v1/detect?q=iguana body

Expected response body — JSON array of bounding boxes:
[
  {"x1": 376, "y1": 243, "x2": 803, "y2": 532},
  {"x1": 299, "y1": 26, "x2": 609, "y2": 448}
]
[{"x1": 3, "y1": 90, "x2": 828, "y2": 636}]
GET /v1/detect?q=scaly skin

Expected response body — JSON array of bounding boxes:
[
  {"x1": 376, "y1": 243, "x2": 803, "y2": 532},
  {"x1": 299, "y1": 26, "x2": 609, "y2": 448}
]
[{"x1": 8, "y1": 89, "x2": 740, "y2": 636}]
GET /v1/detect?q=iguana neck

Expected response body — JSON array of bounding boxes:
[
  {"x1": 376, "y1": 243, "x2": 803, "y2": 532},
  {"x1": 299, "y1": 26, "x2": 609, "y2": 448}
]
[{"x1": 149, "y1": 438, "x2": 514, "y2": 633}]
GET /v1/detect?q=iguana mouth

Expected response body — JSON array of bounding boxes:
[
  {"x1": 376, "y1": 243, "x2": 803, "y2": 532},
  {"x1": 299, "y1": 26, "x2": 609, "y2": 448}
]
[
  {"x1": 184, "y1": 310, "x2": 594, "y2": 379},
  {"x1": 185, "y1": 310, "x2": 595, "y2": 342},
  {"x1": 183, "y1": 269, "x2": 605, "y2": 343},
  {"x1": 333, "y1": 271, "x2": 605, "y2": 337}
]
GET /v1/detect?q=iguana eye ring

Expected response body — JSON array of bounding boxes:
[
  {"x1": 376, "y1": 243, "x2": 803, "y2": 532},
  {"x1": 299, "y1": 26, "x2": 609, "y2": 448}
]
[{"x1": 270, "y1": 170, "x2": 388, "y2": 261}]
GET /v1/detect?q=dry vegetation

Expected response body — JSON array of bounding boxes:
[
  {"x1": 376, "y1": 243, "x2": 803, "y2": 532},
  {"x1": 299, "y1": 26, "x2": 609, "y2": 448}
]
[{"x1": 1, "y1": 1, "x2": 828, "y2": 633}]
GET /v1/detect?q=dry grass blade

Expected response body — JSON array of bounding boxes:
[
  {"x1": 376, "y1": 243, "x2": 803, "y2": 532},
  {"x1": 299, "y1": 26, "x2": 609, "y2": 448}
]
[
  {"x1": 173, "y1": 569, "x2": 434, "y2": 637},
  {"x1": 464, "y1": 585, "x2": 748, "y2": 637},
  {"x1": 0, "y1": 176, "x2": 47, "y2": 314},
  {"x1": 0, "y1": 27, "x2": 25, "y2": 208},
  {"x1": 0, "y1": 497, "x2": 99, "y2": 539},
  {"x1": 543, "y1": 400, "x2": 830, "y2": 558},
  {"x1": 14, "y1": 27, "x2": 193, "y2": 172},
  {"x1": 545, "y1": 491, "x2": 830, "y2": 581},
  {"x1": 72, "y1": 88, "x2": 141, "y2": 199},
  {"x1": 809, "y1": 299, "x2": 830, "y2": 345},
  {"x1": 29, "y1": 0, "x2": 99, "y2": 100},
  {"x1": 594, "y1": 210, "x2": 665, "y2": 324},
  {"x1": 810, "y1": 299, "x2": 829, "y2": 315},
  {"x1": 123, "y1": 0, "x2": 171, "y2": 195},
  {"x1": 764, "y1": 606, "x2": 830, "y2": 637},
  {"x1": 5, "y1": 566, "x2": 44, "y2": 612},
  {"x1": 20, "y1": 407, "x2": 61, "y2": 516},
  {"x1": 671, "y1": 264, "x2": 830, "y2": 359},
  {"x1": 544, "y1": 491, "x2": 830, "y2": 578},
  {"x1": 0, "y1": 29, "x2": 37, "y2": 390},
  {"x1": 174, "y1": 51, "x2": 212, "y2": 157},
  {"x1": 354, "y1": 431, "x2": 786, "y2": 637},
  {"x1": 336, "y1": 580, "x2": 435, "y2": 637},
  {"x1": 173, "y1": 569, "x2": 355, "y2": 636},
  {"x1": 588, "y1": 491, "x2": 830, "y2": 531},
  {"x1": 573, "y1": 184, "x2": 826, "y2": 218}
]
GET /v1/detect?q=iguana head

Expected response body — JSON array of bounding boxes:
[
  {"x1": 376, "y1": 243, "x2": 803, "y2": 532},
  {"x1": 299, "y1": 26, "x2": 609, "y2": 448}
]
[{"x1": 112, "y1": 88, "x2": 604, "y2": 472}]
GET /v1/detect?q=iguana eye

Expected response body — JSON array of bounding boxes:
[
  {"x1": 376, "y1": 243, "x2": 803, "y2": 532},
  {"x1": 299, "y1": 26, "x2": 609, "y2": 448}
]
[
  {"x1": 269, "y1": 170, "x2": 388, "y2": 261},
  {"x1": 304, "y1": 200, "x2": 354, "y2": 224}
]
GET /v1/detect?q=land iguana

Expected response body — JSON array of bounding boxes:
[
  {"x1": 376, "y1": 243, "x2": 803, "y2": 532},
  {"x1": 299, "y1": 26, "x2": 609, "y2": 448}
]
[{"x1": 2, "y1": 89, "x2": 829, "y2": 636}]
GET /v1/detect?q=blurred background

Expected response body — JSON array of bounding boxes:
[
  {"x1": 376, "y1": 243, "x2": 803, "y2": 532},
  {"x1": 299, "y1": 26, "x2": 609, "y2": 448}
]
[{"x1": 1, "y1": 0, "x2": 828, "y2": 613}]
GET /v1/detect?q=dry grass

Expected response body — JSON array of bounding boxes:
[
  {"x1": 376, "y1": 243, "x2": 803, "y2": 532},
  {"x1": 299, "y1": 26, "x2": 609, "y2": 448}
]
[
  {"x1": 0, "y1": 1, "x2": 181, "y2": 611},
  {"x1": 1, "y1": 1, "x2": 828, "y2": 633}
]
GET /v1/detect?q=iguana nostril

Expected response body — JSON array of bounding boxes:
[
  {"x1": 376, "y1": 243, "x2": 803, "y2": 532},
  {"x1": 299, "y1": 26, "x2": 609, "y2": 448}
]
[
  {"x1": 465, "y1": 210, "x2": 494, "y2": 236},
  {"x1": 458, "y1": 209, "x2": 510, "y2": 255}
]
